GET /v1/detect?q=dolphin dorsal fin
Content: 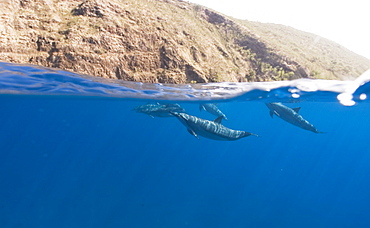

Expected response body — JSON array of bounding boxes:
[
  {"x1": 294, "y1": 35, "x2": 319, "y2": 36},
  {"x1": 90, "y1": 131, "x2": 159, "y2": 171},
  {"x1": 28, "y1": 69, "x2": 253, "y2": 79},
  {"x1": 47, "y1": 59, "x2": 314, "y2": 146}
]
[
  {"x1": 214, "y1": 116, "x2": 223, "y2": 124},
  {"x1": 293, "y1": 107, "x2": 301, "y2": 113}
]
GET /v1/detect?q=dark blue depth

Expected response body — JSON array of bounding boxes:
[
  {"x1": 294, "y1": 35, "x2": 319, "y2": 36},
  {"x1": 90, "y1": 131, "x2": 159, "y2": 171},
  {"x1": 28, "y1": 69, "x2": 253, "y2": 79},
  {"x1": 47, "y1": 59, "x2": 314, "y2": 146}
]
[{"x1": 1, "y1": 94, "x2": 370, "y2": 228}]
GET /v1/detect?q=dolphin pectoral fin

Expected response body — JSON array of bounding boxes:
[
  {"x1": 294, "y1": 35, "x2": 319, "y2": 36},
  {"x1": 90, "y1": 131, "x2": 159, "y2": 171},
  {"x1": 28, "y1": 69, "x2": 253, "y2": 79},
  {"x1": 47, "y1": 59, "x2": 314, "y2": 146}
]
[
  {"x1": 214, "y1": 116, "x2": 223, "y2": 124},
  {"x1": 199, "y1": 105, "x2": 205, "y2": 111},
  {"x1": 269, "y1": 111, "x2": 274, "y2": 118},
  {"x1": 187, "y1": 128, "x2": 199, "y2": 139},
  {"x1": 293, "y1": 107, "x2": 301, "y2": 113},
  {"x1": 150, "y1": 115, "x2": 155, "y2": 118}
]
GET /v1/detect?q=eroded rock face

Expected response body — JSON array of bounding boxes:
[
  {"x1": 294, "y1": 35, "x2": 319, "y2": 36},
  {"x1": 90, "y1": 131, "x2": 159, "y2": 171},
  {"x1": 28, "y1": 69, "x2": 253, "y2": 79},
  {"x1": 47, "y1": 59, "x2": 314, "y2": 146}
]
[
  {"x1": 0, "y1": 0, "x2": 368, "y2": 83},
  {"x1": 72, "y1": 0, "x2": 105, "y2": 18}
]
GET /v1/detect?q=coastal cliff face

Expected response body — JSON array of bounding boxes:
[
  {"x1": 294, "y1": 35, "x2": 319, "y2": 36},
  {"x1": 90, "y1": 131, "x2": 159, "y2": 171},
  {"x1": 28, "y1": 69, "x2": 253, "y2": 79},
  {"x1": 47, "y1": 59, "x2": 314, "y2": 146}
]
[{"x1": 1, "y1": 0, "x2": 370, "y2": 83}]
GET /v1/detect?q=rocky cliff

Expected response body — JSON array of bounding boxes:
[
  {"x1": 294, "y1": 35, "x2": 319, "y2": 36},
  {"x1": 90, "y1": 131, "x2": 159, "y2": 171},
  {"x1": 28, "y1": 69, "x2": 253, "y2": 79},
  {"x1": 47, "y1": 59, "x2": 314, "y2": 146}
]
[{"x1": 1, "y1": 0, "x2": 370, "y2": 83}]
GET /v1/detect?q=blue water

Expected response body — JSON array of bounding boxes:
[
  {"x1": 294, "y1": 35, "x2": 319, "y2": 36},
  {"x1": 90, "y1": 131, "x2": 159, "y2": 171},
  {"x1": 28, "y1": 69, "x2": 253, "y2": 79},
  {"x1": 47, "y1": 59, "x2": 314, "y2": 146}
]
[{"x1": 1, "y1": 62, "x2": 370, "y2": 227}]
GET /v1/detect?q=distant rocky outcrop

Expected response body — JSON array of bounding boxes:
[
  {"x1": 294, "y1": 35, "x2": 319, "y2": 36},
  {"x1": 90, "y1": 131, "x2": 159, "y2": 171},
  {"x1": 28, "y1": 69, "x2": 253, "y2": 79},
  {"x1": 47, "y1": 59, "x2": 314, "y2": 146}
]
[{"x1": 0, "y1": 0, "x2": 369, "y2": 83}]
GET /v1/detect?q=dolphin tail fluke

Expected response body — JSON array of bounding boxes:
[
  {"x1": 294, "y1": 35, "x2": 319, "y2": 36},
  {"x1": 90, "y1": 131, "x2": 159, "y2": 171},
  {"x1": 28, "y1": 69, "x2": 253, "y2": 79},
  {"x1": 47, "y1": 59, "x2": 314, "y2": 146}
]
[
  {"x1": 169, "y1": 111, "x2": 177, "y2": 116},
  {"x1": 222, "y1": 115, "x2": 228, "y2": 121}
]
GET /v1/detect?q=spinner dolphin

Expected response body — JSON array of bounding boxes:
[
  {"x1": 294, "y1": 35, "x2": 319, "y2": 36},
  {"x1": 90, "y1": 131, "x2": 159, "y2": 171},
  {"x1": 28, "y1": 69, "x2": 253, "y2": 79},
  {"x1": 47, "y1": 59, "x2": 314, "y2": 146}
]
[
  {"x1": 266, "y1": 102, "x2": 322, "y2": 133},
  {"x1": 171, "y1": 112, "x2": 257, "y2": 141}
]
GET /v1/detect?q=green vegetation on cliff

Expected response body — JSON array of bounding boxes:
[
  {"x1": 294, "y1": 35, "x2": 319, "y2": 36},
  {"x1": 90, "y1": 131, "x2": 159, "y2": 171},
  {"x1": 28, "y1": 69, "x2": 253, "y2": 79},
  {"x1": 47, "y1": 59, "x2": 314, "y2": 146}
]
[
  {"x1": 238, "y1": 21, "x2": 370, "y2": 80},
  {"x1": 0, "y1": 0, "x2": 369, "y2": 83}
]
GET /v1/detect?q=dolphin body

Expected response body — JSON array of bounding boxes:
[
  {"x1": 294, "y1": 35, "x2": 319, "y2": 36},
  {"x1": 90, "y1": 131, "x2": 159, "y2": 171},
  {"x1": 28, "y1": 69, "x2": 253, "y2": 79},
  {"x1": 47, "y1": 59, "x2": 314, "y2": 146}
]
[
  {"x1": 171, "y1": 112, "x2": 257, "y2": 141},
  {"x1": 265, "y1": 102, "x2": 322, "y2": 133},
  {"x1": 134, "y1": 103, "x2": 185, "y2": 118},
  {"x1": 199, "y1": 103, "x2": 228, "y2": 120}
]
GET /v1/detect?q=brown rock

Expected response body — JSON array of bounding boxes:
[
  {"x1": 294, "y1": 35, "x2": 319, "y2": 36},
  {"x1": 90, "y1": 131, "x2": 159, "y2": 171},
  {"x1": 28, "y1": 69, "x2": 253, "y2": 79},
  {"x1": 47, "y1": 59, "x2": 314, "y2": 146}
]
[{"x1": 0, "y1": 0, "x2": 369, "y2": 83}]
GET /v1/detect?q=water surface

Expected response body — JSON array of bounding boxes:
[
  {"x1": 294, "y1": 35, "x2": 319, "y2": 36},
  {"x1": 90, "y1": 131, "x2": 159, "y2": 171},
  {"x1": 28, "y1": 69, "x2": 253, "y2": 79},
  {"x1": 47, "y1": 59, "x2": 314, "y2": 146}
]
[{"x1": 1, "y1": 62, "x2": 370, "y2": 227}]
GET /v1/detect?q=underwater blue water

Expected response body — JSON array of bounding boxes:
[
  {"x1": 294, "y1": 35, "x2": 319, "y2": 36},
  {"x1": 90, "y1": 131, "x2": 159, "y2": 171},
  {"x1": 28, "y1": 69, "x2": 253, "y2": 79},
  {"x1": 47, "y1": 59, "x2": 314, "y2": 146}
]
[{"x1": 1, "y1": 62, "x2": 370, "y2": 227}]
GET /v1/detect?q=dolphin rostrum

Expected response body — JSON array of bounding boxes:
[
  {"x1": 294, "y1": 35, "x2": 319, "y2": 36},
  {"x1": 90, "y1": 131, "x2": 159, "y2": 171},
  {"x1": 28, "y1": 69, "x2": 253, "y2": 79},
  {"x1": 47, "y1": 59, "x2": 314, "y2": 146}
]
[
  {"x1": 133, "y1": 103, "x2": 185, "y2": 118},
  {"x1": 199, "y1": 103, "x2": 228, "y2": 120},
  {"x1": 171, "y1": 112, "x2": 257, "y2": 141},
  {"x1": 265, "y1": 102, "x2": 322, "y2": 133}
]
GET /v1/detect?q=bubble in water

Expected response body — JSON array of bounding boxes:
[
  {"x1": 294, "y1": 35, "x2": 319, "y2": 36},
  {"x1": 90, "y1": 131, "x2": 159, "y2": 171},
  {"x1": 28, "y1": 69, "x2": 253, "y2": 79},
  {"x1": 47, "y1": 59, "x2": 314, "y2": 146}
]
[{"x1": 359, "y1": 93, "x2": 367, "y2": 100}]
